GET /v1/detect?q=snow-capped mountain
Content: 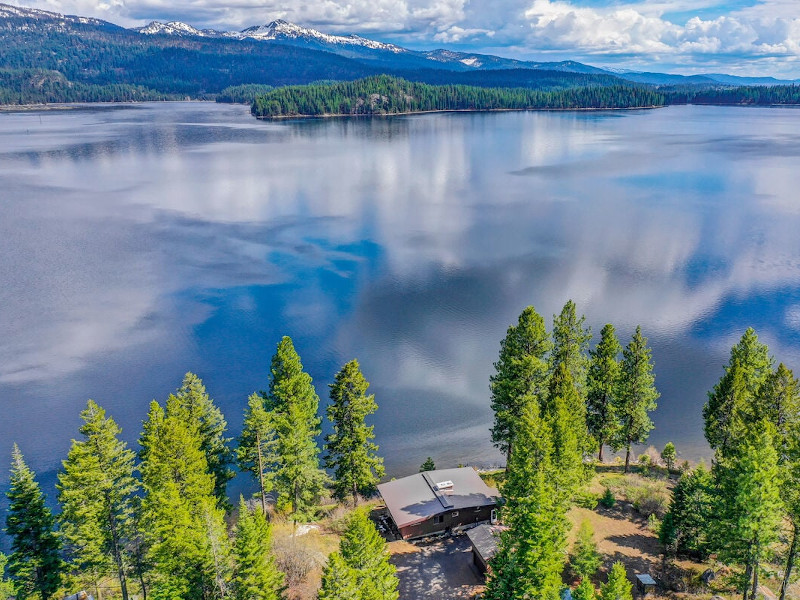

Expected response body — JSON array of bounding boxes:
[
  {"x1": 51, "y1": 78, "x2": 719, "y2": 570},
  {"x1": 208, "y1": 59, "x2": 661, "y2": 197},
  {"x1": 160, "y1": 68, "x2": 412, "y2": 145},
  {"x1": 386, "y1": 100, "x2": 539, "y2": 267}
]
[
  {"x1": 237, "y1": 19, "x2": 405, "y2": 53},
  {"x1": 0, "y1": 2, "x2": 116, "y2": 28},
  {"x1": 135, "y1": 20, "x2": 223, "y2": 37}
]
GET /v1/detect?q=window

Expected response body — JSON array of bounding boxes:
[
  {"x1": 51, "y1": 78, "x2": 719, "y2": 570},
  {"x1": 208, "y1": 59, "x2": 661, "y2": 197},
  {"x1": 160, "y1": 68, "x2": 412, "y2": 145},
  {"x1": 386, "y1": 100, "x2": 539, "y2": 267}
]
[
  {"x1": 433, "y1": 515, "x2": 444, "y2": 525},
  {"x1": 451, "y1": 511, "x2": 459, "y2": 517}
]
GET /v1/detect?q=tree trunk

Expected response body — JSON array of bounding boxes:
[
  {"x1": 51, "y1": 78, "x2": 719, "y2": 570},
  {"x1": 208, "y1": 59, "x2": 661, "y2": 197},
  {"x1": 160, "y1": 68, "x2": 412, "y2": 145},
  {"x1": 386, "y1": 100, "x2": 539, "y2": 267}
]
[
  {"x1": 353, "y1": 480, "x2": 359, "y2": 508},
  {"x1": 108, "y1": 509, "x2": 129, "y2": 600},
  {"x1": 598, "y1": 442, "x2": 604, "y2": 463},
  {"x1": 506, "y1": 443, "x2": 512, "y2": 470},
  {"x1": 256, "y1": 432, "x2": 268, "y2": 518},
  {"x1": 624, "y1": 443, "x2": 631, "y2": 473},
  {"x1": 743, "y1": 561, "x2": 752, "y2": 600},
  {"x1": 751, "y1": 559, "x2": 759, "y2": 600},
  {"x1": 780, "y1": 523, "x2": 798, "y2": 600}
]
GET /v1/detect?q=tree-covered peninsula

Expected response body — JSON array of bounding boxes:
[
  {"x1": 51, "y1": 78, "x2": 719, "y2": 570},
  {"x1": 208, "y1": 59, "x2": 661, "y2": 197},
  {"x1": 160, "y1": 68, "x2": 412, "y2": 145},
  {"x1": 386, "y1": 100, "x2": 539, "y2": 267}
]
[{"x1": 251, "y1": 75, "x2": 666, "y2": 118}]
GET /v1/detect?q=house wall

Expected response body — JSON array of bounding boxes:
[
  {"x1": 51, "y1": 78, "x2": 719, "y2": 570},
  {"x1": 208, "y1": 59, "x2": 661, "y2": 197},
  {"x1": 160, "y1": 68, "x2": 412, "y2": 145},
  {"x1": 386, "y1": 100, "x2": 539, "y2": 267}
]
[{"x1": 398, "y1": 504, "x2": 495, "y2": 540}]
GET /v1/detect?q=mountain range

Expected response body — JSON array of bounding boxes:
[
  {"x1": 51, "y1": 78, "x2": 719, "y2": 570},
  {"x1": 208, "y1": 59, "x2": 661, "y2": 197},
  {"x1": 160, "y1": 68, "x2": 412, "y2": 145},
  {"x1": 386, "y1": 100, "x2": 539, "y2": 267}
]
[{"x1": 0, "y1": 1, "x2": 798, "y2": 104}]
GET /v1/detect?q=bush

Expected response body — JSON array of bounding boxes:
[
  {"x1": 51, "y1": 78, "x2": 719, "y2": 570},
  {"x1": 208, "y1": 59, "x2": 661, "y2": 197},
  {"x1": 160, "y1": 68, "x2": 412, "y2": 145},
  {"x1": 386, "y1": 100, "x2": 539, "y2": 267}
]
[
  {"x1": 575, "y1": 489, "x2": 599, "y2": 510},
  {"x1": 647, "y1": 513, "x2": 661, "y2": 533},
  {"x1": 600, "y1": 487, "x2": 615, "y2": 508}
]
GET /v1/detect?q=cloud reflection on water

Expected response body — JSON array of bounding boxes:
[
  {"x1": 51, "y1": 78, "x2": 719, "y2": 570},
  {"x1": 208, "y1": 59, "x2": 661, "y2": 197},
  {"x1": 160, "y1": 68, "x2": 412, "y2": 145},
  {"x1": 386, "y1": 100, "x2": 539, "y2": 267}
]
[{"x1": 1, "y1": 103, "x2": 800, "y2": 483}]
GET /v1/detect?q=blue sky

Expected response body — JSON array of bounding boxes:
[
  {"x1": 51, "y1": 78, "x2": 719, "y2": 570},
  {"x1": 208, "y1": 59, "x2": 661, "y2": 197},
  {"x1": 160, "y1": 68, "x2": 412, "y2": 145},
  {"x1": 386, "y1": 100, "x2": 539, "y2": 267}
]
[{"x1": 12, "y1": 0, "x2": 800, "y2": 77}]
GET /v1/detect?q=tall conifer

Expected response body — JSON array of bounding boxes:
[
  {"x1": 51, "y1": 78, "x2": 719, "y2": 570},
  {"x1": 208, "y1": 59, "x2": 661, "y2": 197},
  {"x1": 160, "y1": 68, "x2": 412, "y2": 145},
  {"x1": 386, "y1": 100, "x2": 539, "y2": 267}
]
[
  {"x1": 325, "y1": 360, "x2": 385, "y2": 505},
  {"x1": 5, "y1": 444, "x2": 64, "y2": 600},
  {"x1": 551, "y1": 300, "x2": 591, "y2": 399},
  {"x1": 267, "y1": 337, "x2": 328, "y2": 518},
  {"x1": 612, "y1": 326, "x2": 659, "y2": 472},
  {"x1": 237, "y1": 393, "x2": 278, "y2": 516},
  {"x1": 490, "y1": 306, "x2": 551, "y2": 464},
  {"x1": 587, "y1": 324, "x2": 621, "y2": 461},
  {"x1": 232, "y1": 498, "x2": 283, "y2": 600},
  {"x1": 58, "y1": 400, "x2": 138, "y2": 600}
]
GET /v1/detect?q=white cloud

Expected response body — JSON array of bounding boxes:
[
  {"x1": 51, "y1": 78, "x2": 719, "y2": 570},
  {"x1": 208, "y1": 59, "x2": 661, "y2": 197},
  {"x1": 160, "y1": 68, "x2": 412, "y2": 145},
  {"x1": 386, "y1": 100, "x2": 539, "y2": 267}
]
[{"x1": 6, "y1": 0, "x2": 800, "y2": 74}]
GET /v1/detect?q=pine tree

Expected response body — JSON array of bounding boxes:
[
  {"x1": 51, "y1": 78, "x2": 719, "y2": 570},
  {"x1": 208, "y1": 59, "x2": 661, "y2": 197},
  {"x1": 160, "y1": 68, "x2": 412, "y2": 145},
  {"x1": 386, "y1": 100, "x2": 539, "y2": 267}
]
[
  {"x1": 0, "y1": 553, "x2": 14, "y2": 600},
  {"x1": 267, "y1": 336, "x2": 328, "y2": 518},
  {"x1": 5, "y1": 444, "x2": 64, "y2": 600},
  {"x1": 325, "y1": 360, "x2": 385, "y2": 505},
  {"x1": 237, "y1": 393, "x2": 279, "y2": 516},
  {"x1": 703, "y1": 328, "x2": 772, "y2": 456},
  {"x1": 338, "y1": 509, "x2": 398, "y2": 600},
  {"x1": 232, "y1": 498, "x2": 283, "y2": 600},
  {"x1": 587, "y1": 324, "x2": 621, "y2": 462},
  {"x1": 58, "y1": 400, "x2": 138, "y2": 600},
  {"x1": 318, "y1": 553, "x2": 359, "y2": 600},
  {"x1": 169, "y1": 372, "x2": 234, "y2": 508},
  {"x1": 660, "y1": 442, "x2": 676, "y2": 471},
  {"x1": 573, "y1": 578, "x2": 598, "y2": 600},
  {"x1": 600, "y1": 562, "x2": 632, "y2": 600},
  {"x1": 545, "y1": 362, "x2": 593, "y2": 493},
  {"x1": 490, "y1": 306, "x2": 552, "y2": 464},
  {"x1": 551, "y1": 300, "x2": 591, "y2": 399},
  {"x1": 612, "y1": 326, "x2": 659, "y2": 472},
  {"x1": 715, "y1": 422, "x2": 784, "y2": 600},
  {"x1": 139, "y1": 399, "x2": 231, "y2": 599},
  {"x1": 571, "y1": 520, "x2": 602, "y2": 580},
  {"x1": 485, "y1": 399, "x2": 567, "y2": 600},
  {"x1": 419, "y1": 457, "x2": 435, "y2": 472},
  {"x1": 659, "y1": 465, "x2": 713, "y2": 558}
]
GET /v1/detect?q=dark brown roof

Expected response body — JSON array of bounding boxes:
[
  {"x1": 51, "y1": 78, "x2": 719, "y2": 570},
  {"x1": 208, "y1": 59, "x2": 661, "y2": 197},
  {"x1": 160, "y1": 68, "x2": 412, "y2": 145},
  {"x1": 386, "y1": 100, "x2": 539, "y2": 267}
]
[
  {"x1": 467, "y1": 523, "x2": 506, "y2": 562},
  {"x1": 377, "y1": 467, "x2": 499, "y2": 529}
]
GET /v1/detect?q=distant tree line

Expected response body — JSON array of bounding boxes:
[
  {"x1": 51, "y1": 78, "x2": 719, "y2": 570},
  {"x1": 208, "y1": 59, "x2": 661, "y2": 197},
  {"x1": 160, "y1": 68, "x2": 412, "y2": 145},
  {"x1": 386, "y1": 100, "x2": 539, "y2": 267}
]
[
  {"x1": 250, "y1": 75, "x2": 666, "y2": 117},
  {"x1": 2, "y1": 338, "x2": 393, "y2": 600}
]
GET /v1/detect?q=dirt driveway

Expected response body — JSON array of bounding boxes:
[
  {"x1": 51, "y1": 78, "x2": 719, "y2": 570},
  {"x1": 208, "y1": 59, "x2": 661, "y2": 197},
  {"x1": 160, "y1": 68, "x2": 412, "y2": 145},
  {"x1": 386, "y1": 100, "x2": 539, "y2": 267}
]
[{"x1": 389, "y1": 536, "x2": 484, "y2": 600}]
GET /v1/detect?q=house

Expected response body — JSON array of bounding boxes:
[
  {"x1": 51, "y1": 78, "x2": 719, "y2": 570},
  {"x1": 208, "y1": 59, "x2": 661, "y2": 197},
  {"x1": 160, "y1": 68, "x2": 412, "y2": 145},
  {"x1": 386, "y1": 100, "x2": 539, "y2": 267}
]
[
  {"x1": 466, "y1": 523, "x2": 507, "y2": 574},
  {"x1": 377, "y1": 467, "x2": 500, "y2": 540}
]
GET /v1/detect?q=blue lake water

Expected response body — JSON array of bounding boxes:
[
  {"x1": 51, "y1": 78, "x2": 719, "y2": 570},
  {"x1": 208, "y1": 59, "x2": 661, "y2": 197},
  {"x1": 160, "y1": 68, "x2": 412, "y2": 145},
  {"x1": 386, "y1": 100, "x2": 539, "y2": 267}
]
[{"x1": 1, "y1": 102, "x2": 800, "y2": 501}]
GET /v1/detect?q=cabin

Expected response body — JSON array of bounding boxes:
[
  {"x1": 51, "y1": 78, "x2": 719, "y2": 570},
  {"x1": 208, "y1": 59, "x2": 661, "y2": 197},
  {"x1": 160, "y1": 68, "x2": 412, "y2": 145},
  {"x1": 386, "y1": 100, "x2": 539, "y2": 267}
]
[
  {"x1": 377, "y1": 467, "x2": 500, "y2": 540},
  {"x1": 466, "y1": 523, "x2": 507, "y2": 574}
]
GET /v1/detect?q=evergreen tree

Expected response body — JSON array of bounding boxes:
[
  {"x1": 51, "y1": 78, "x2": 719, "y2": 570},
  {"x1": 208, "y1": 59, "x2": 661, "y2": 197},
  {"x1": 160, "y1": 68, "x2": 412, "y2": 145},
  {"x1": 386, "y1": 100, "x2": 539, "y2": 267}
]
[
  {"x1": 571, "y1": 520, "x2": 602, "y2": 580},
  {"x1": 573, "y1": 578, "x2": 598, "y2": 600},
  {"x1": 660, "y1": 442, "x2": 676, "y2": 471},
  {"x1": 318, "y1": 553, "x2": 359, "y2": 600},
  {"x1": 0, "y1": 553, "x2": 14, "y2": 600},
  {"x1": 703, "y1": 328, "x2": 771, "y2": 456},
  {"x1": 600, "y1": 562, "x2": 632, "y2": 600},
  {"x1": 169, "y1": 372, "x2": 234, "y2": 508},
  {"x1": 587, "y1": 324, "x2": 621, "y2": 462},
  {"x1": 232, "y1": 498, "x2": 283, "y2": 600},
  {"x1": 485, "y1": 399, "x2": 567, "y2": 600},
  {"x1": 237, "y1": 393, "x2": 279, "y2": 516},
  {"x1": 612, "y1": 327, "x2": 659, "y2": 472},
  {"x1": 490, "y1": 306, "x2": 552, "y2": 464},
  {"x1": 545, "y1": 362, "x2": 592, "y2": 494},
  {"x1": 325, "y1": 360, "x2": 385, "y2": 505},
  {"x1": 715, "y1": 422, "x2": 783, "y2": 600},
  {"x1": 267, "y1": 337, "x2": 328, "y2": 518},
  {"x1": 551, "y1": 300, "x2": 592, "y2": 399},
  {"x1": 338, "y1": 509, "x2": 398, "y2": 600},
  {"x1": 659, "y1": 465, "x2": 713, "y2": 558},
  {"x1": 58, "y1": 400, "x2": 138, "y2": 600},
  {"x1": 419, "y1": 457, "x2": 435, "y2": 472},
  {"x1": 139, "y1": 399, "x2": 231, "y2": 599},
  {"x1": 5, "y1": 444, "x2": 64, "y2": 600}
]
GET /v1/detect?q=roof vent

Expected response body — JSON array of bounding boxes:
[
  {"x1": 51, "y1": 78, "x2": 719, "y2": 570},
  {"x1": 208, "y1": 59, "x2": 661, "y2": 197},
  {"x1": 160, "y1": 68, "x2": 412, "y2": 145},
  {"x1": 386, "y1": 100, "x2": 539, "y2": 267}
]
[{"x1": 434, "y1": 480, "x2": 454, "y2": 491}]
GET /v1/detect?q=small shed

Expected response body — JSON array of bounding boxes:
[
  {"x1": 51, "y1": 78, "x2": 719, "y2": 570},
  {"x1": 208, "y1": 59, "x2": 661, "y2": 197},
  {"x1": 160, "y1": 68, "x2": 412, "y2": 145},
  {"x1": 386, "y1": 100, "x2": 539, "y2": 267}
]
[
  {"x1": 466, "y1": 523, "x2": 506, "y2": 574},
  {"x1": 635, "y1": 574, "x2": 657, "y2": 597},
  {"x1": 377, "y1": 467, "x2": 500, "y2": 540}
]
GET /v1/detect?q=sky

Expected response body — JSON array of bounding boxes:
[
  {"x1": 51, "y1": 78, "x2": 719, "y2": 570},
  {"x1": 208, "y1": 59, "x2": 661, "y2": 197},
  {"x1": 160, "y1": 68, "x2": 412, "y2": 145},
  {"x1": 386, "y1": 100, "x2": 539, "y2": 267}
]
[{"x1": 9, "y1": 0, "x2": 800, "y2": 77}]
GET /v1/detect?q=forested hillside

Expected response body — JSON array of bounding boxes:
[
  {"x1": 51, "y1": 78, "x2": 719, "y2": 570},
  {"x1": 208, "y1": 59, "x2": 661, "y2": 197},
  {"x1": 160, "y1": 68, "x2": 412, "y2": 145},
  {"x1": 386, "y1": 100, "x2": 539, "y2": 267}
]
[{"x1": 250, "y1": 75, "x2": 665, "y2": 117}]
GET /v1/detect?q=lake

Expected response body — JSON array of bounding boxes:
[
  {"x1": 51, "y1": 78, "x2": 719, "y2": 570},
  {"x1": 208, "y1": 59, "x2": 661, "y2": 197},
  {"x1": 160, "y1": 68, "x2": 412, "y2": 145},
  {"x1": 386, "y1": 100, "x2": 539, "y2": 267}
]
[{"x1": 1, "y1": 102, "x2": 800, "y2": 499}]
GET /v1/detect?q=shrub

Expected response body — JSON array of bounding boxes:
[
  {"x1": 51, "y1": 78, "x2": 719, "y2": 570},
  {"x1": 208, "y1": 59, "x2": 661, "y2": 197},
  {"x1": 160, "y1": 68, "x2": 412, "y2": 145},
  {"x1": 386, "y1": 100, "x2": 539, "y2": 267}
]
[
  {"x1": 600, "y1": 487, "x2": 616, "y2": 508},
  {"x1": 571, "y1": 520, "x2": 602, "y2": 580},
  {"x1": 575, "y1": 489, "x2": 599, "y2": 510}
]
